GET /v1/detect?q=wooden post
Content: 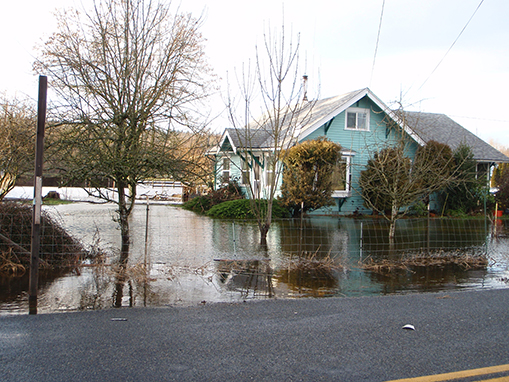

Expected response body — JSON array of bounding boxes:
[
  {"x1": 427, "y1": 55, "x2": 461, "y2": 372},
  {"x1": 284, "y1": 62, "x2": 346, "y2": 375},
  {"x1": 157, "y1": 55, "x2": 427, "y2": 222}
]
[{"x1": 29, "y1": 75, "x2": 47, "y2": 315}]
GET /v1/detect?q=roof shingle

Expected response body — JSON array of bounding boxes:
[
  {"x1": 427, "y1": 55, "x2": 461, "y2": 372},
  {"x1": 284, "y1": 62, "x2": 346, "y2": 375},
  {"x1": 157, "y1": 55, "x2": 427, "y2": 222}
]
[{"x1": 403, "y1": 111, "x2": 509, "y2": 163}]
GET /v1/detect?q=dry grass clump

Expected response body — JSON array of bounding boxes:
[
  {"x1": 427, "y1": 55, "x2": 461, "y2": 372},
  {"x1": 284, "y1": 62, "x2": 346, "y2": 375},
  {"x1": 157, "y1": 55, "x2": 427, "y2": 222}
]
[
  {"x1": 361, "y1": 250, "x2": 489, "y2": 275},
  {"x1": 0, "y1": 248, "x2": 26, "y2": 276},
  {"x1": 274, "y1": 251, "x2": 343, "y2": 295},
  {"x1": 0, "y1": 202, "x2": 86, "y2": 276},
  {"x1": 360, "y1": 257, "x2": 410, "y2": 274},
  {"x1": 281, "y1": 251, "x2": 344, "y2": 278},
  {"x1": 215, "y1": 259, "x2": 269, "y2": 274}
]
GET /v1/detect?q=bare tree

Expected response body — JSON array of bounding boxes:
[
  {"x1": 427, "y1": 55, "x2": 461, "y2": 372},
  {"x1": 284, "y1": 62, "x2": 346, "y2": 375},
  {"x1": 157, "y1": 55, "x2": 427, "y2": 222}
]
[
  {"x1": 359, "y1": 110, "x2": 457, "y2": 239},
  {"x1": 35, "y1": 0, "x2": 212, "y2": 261},
  {"x1": 0, "y1": 95, "x2": 35, "y2": 200},
  {"x1": 226, "y1": 25, "x2": 313, "y2": 245}
]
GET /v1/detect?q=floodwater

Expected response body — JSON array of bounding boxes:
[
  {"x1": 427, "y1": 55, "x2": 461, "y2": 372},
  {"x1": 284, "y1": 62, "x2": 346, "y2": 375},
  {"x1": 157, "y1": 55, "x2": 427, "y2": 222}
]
[{"x1": 1, "y1": 203, "x2": 508, "y2": 315}]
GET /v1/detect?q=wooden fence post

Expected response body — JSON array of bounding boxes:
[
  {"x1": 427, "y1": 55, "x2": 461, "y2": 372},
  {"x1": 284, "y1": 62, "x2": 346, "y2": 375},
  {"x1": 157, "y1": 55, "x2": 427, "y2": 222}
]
[{"x1": 29, "y1": 75, "x2": 47, "y2": 315}]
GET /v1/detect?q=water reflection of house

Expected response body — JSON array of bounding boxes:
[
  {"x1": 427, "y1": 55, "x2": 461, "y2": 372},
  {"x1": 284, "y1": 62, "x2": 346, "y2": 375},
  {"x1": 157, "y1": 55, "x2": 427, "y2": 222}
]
[{"x1": 211, "y1": 88, "x2": 509, "y2": 215}]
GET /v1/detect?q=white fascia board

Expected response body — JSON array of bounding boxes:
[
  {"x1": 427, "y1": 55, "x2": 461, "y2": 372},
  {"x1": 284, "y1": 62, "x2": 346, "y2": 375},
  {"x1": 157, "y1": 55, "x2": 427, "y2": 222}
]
[
  {"x1": 205, "y1": 145, "x2": 220, "y2": 156},
  {"x1": 218, "y1": 130, "x2": 238, "y2": 154},
  {"x1": 355, "y1": 89, "x2": 426, "y2": 146},
  {"x1": 365, "y1": 90, "x2": 427, "y2": 146}
]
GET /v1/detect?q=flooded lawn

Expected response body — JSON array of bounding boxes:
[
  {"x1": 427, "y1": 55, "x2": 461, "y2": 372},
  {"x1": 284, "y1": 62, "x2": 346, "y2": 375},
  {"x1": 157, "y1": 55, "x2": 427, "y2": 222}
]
[{"x1": 1, "y1": 203, "x2": 508, "y2": 314}]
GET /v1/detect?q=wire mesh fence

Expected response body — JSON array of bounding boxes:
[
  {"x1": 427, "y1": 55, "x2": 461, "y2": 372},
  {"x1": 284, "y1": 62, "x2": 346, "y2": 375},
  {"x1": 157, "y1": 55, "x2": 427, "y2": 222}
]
[
  {"x1": 1, "y1": 201, "x2": 508, "y2": 313},
  {"x1": 0, "y1": 202, "x2": 501, "y2": 271}
]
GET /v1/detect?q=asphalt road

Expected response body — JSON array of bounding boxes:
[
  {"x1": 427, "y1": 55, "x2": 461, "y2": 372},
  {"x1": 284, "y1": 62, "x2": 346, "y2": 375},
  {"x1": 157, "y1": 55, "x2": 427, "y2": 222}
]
[{"x1": 1, "y1": 288, "x2": 509, "y2": 381}]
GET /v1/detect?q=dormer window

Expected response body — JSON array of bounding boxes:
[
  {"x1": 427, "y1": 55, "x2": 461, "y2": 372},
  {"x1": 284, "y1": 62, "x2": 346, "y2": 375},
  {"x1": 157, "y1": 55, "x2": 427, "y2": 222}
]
[{"x1": 345, "y1": 108, "x2": 369, "y2": 131}]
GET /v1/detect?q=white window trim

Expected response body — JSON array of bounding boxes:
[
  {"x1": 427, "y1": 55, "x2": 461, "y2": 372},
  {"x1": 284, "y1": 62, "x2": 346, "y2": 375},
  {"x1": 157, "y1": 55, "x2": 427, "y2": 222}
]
[
  {"x1": 345, "y1": 107, "x2": 370, "y2": 131},
  {"x1": 332, "y1": 155, "x2": 352, "y2": 198}
]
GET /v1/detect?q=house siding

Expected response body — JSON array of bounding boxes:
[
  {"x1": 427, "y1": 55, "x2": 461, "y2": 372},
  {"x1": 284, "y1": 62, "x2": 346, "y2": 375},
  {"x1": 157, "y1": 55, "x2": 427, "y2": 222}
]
[
  {"x1": 214, "y1": 89, "x2": 505, "y2": 217},
  {"x1": 300, "y1": 96, "x2": 411, "y2": 215},
  {"x1": 214, "y1": 148, "x2": 284, "y2": 199}
]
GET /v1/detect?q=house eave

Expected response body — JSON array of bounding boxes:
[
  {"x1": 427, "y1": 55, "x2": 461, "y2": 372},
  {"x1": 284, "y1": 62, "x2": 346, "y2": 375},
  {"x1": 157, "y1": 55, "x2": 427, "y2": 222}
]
[
  {"x1": 299, "y1": 88, "x2": 426, "y2": 146},
  {"x1": 299, "y1": 88, "x2": 369, "y2": 139}
]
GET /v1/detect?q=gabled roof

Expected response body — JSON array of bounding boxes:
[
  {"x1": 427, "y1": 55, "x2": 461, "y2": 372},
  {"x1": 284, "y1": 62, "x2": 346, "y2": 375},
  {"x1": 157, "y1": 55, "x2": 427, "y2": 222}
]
[
  {"x1": 297, "y1": 89, "x2": 367, "y2": 137},
  {"x1": 215, "y1": 89, "x2": 508, "y2": 164},
  {"x1": 224, "y1": 127, "x2": 274, "y2": 151},
  {"x1": 299, "y1": 88, "x2": 426, "y2": 145},
  {"x1": 217, "y1": 88, "x2": 422, "y2": 152},
  {"x1": 403, "y1": 112, "x2": 509, "y2": 163}
]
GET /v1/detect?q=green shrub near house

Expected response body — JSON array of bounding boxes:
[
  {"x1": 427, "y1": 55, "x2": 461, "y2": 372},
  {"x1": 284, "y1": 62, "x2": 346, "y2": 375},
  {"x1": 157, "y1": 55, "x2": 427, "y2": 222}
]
[
  {"x1": 182, "y1": 181, "x2": 244, "y2": 214},
  {"x1": 207, "y1": 199, "x2": 290, "y2": 219},
  {"x1": 181, "y1": 195, "x2": 213, "y2": 214}
]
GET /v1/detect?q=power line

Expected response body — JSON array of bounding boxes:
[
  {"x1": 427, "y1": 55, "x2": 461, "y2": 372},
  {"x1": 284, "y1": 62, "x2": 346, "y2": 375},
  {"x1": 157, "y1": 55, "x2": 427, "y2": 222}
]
[
  {"x1": 416, "y1": 0, "x2": 485, "y2": 92},
  {"x1": 449, "y1": 114, "x2": 509, "y2": 124},
  {"x1": 369, "y1": 0, "x2": 386, "y2": 88}
]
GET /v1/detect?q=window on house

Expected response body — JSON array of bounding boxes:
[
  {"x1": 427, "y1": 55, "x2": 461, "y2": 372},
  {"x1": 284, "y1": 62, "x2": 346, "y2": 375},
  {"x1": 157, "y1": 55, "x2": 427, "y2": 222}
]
[
  {"x1": 265, "y1": 158, "x2": 276, "y2": 188},
  {"x1": 266, "y1": 169, "x2": 274, "y2": 188},
  {"x1": 222, "y1": 157, "x2": 230, "y2": 182},
  {"x1": 331, "y1": 157, "x2": 353, "y2": 193},
  {"x1": 242, "y1": 157, "x2": 250, "y2": 185},
  {"x1": 345, "y1": 108, "x2": 369, "y2": 131},
  {"x1": 331, "y1": 159, "x2": 347, "y2": 191}
]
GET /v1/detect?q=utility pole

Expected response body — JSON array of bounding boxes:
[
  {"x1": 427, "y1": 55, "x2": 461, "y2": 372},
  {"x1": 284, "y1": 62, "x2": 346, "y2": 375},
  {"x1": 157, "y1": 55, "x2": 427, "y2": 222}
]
[{"x1": 29, "y1": 75, "x2": 47, "y2": 315}]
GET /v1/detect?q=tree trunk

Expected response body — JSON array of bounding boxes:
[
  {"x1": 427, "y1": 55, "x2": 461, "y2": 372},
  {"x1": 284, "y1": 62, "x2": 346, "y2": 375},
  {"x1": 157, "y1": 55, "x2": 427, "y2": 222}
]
[
  {"x1": 259, "y1": 201, "x2": 273, "y2": 246},
  {"x1": 389, "y1": 202, "x2": 398, "y2": 242},
  {"x1": 117, "y1": 184, "x2": 131, "y2": 265},
  {"x1": 259, "y1": 223, "x2": 269, "y2": 247},
  {"x1": 114, "y1": 182, "x2": 131, "y2": 307},
  {"x1": 388, "y1": 220, "x2": 396, "y2": 240}
]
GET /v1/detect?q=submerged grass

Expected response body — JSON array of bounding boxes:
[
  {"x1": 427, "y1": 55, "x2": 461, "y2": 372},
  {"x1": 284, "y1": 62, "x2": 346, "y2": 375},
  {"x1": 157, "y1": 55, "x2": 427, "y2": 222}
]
[
  {"x1": 360, "y1": 250, "x2": 489, "y2": 275},
  {"x1": 280, "y1": 250, "x2": 344, "y2": 277},
  {"x1": 275, "y1": 250, "x2": 345, "y2": 294}
]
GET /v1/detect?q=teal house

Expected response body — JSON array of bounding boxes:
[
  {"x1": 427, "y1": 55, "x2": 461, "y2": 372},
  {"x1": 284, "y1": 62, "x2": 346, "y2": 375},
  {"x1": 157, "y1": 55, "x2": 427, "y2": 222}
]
[{"x1": 212, "y1": 88, "x2": 509, "y2": 215}]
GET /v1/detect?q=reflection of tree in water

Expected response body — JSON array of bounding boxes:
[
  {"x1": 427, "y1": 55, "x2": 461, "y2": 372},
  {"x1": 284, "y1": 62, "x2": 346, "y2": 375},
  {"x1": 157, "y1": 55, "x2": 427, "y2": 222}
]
[
  {"x1": 360, "y1": 218, "x2": 488, "y2": 259},
  {"x1": 215, "y1": 260, "x2": 273, "y2": 298},
  {"x1": 358, "y1": 217, "x2": 491, "y2": 292},
  {"x1": 278, "y1": 219, "x2": 338, "y2": 255},
  {"x1": 0, "y1": 270, "x2": 68, "y2": 308},
  {"x1": 75, "y1": 257, "x2": 159, "y2": 310},
  {"x1": 274, "y1": 218, "x2": 348, "y2": 296},
  {"x1": 275, "y1": 253, "x2": 342, "y2": 297},
  {"x1": 367, "y1": 263, "x2": 489, "y2": 294},
  {"x1": 277, "y1": 219, "x2": 349, "y2": 260}
]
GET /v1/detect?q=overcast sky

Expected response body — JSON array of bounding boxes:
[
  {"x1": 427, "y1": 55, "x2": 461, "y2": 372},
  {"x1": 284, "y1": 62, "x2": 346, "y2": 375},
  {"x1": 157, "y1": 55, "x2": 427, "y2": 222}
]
[{"x1": 1, "y1": 0, "x2": 508, "y2": 147}]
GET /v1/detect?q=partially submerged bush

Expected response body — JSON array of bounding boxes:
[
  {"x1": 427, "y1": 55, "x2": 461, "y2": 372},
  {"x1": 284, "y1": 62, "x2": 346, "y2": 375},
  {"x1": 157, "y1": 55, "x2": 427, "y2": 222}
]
[
  {"x1": 0, "y1": 202, "x2": 86, "y2": 276},
  {"x1": 182, "y1": 181, "x2": 244, "y2": 214},
  {"x1": 207, "y1": 199, "x2": 290, "y2": 219}
]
